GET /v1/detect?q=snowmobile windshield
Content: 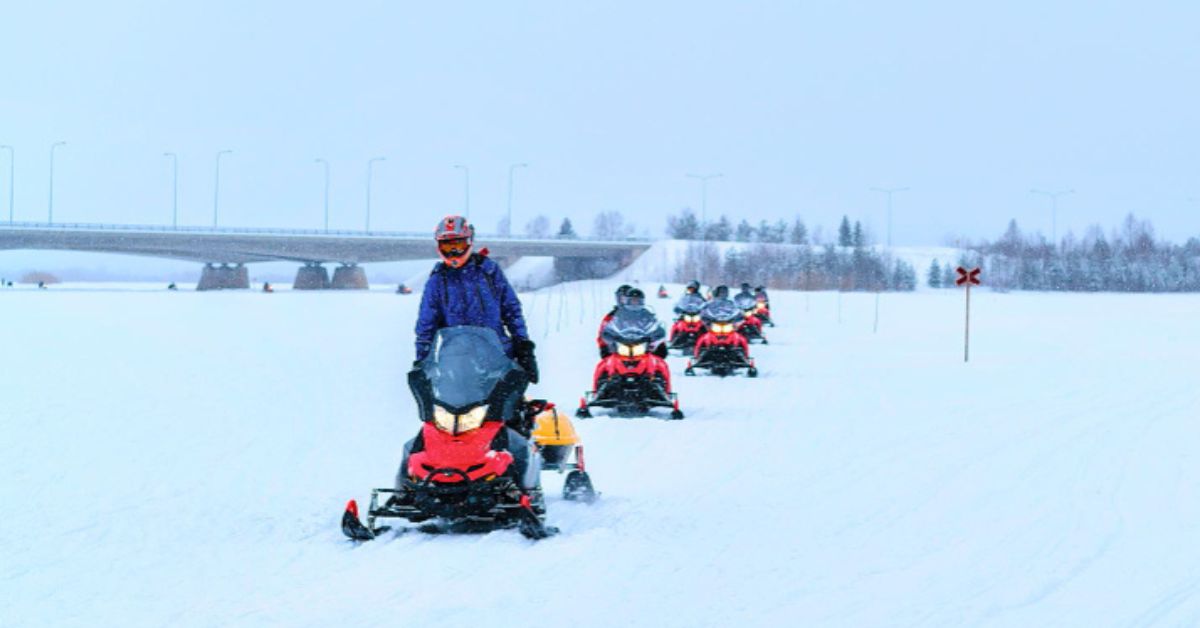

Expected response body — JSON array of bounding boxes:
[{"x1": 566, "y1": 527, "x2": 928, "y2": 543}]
[
  {"x1": 701, "y1": 299, "x2": 743, "y2": 323},
  {"x1": 603, "y1": 306, "x2": 666, "y2": 344},
  {"x1": 420, "y1": 326, "x2": 518, "y2": 409},
  {"x1": 733, "y1": 293, "x2": 758, "y2": 311},
  {"x1": 674, "y1": 294, "x2": 706, "y2": 315}
]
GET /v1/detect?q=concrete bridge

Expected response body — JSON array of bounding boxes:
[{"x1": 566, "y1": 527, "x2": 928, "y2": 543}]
[{"x1": 0, "y1": 222, "x2": 651, "y2": 290}]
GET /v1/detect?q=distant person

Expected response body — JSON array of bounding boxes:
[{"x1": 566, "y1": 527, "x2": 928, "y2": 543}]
[
  {"x1": 37, "y1": 281, "x2": 46, "y2": 290},
  {"x1": 414, "y1": 215, "x2": 538, "y2": 382},
  {"x1": 262, "y1": 282, "x2": 274, "y2": 293},
  {"x1": 167, "y1": 282, "x2": 178, "y2": 291}
]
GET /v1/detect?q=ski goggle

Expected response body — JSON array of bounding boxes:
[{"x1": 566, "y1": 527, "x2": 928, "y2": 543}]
[
  {"x1": 710, "y1": 322, "x2": 735, "y2": 334},
  {"x1": 438, "y1": 238, "x2": 471, "y2": 258},
  {"x1": 432, "y1": 404, "x2": 488, "y2": 435},
  {"x1": 617, "y1": 343, "x2": 647, "y2": 357}
]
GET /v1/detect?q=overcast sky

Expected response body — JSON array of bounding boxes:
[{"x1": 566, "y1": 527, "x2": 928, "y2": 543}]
[{"x1": 2, "y1": 0, "x2": 1198, "y2": 247}]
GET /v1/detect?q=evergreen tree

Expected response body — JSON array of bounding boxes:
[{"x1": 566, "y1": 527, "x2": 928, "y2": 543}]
[
  {"x1": 852, "y1": 221, "x2": 865, "y2": 248},
  {"x1": 707, "y1": 215, "x2": 733, "y2": 241},
  {"x1": 789, "y1": 218, "x2": 808, "y2": 245},
  {"x1": 927, "y1": 259, "x2": 942, "y2": 288},
  {"x1": 838, "y1": 216, "x2": 853, "y2": 247},
  {"x1": 734, "y1": 219, "x2": 754, "y2": 242},
  {"x1": 666, "y1": 208, "x2": 701, "y2": 239},
  {"x1": 557, "y1": 217, "x2": 578, "y2": 239},
  {"x1": 942, "y1": 263, "x2": 955, "y2": 288}
]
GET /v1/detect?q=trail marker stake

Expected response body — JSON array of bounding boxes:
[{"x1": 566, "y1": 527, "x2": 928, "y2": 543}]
[{"x1": 955, "y1": 266, "x2": 981, "y2": 362}]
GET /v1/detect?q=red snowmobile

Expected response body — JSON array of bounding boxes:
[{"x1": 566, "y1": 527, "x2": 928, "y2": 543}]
[
  {"x1": 656, "y1": 285, "x2": 669, "y2": 299},
  {"x1": 734, "y1": 293, "x2": 768, "y2": 344},
  {"x1": 341, "y1": 326, "x2": 560, "y2": 541},
  {"x1": 753, "y1": 289, "x2": 774, "y2": 327},
  {"x1": 577, "y1": 305, "x2": 683, "y2": 419},
  {"x1": 668, "y1": 293, "x2": 707, "y2": 353},
  {"x1": 686, "y1": 298, "x2": 758, "y2": 378}
]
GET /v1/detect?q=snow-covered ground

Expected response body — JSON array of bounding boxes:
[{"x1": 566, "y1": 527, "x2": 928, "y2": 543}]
[{"x1": 2, "y1": 284, "x2": 1198, "y2": 627}]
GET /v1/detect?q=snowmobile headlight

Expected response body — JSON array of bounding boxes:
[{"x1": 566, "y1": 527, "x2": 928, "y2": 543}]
[
  {"x1": 617, "y1": 343, "x2": 647, "y2": 357},
  {"x1": 685, "y1": 314, "x2": 700, "y2": 323},
  {"x1": 712, "y1": 323, "x2": 734, "y2": 334},
  {"x1": 755, "y1": 302, "x2": 767, "y2": 312},
  {"x1": 432, "y1": 404, "x2": 489, "y2": 435},
  {"x1": 457, "y1": 405, "x2": 488, "y2": 433}
]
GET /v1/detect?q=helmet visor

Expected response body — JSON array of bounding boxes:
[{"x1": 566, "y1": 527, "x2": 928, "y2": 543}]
[{"x1": 438, "y1": 238, "x2": 471, "y2": 259}]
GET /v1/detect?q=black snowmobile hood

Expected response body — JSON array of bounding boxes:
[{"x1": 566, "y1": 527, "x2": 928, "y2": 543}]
[
  {"x1": 701, "y1": 298, "x2": 744, "y2": 323},
  {"x1": 602, "y1": 306, "x2": 666, "y2": 345},
  {"x1": 409, "y1": 326, "x2": 527, "y2": 418}
]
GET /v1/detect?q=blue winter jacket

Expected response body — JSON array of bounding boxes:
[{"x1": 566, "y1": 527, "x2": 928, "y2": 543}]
[{"x1": 415, "y1": 253, "x2": 530, "y2": 360}]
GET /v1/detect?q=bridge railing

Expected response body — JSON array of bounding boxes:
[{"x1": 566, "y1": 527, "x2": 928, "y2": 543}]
[{"x1": 0, "y1": 221, "x2": 653, "y2": 244}]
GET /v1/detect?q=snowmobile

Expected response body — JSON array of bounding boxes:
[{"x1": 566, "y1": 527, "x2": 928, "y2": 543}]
[
  {"x1": 341, "y1": 326, "x2": 559, "y2": 542},
  {"x1": 734, "y1": 293, "x2": 768, "y2": 344},
  {"x1": 526, "y1": 399, "x2": 597, "y2": 502},
  {"x1": 577, "y1": 306, "x2": 684, "y2": 419},
  {"x1": 668, "y1": 293, "x2": 707, "y2": 353},
  {"x1": 656, "y1": 285, "x2": 669, "y2": 299},
  {"x1": 686, "y1": 299, "x2": 758, "y2": 378},
  {"x1": 753, "y1": 289, "x2": 774, "y2": 327}
]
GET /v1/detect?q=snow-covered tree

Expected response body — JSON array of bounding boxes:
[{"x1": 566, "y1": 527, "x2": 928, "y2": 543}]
[{"x1": 524, "y1": 215, "x2": 550, "y2": 238}]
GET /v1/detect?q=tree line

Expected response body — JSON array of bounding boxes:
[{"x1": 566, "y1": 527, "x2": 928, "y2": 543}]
[{"x1": 950, "y1": 215, "x2": 1200, "y2": 292}]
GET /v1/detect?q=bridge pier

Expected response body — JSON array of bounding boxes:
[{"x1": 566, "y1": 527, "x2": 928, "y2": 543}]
[
  {"x1": 197, "y1": 263, "x2": 250, "y2": 291},
  {"x1": 330, "y1": 264, "x2": 369, "y2": 290},
  {"x1": 293, "y1": 263, "x2": 331, "y2": 290}
]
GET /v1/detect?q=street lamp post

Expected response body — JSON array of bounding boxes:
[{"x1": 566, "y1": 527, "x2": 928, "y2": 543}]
[
  {"x1": 870, "y1": 186, "x2": 909, "y2": 247},
  {"x1": 1, "y1": 145, "x2": 12, "y2": 223},
  {"x1": 315, "y1": 158, "x2": 330, "y2": 232},
  {"x1": 686, "y1": 173, "x2": 722, "y2": 239},
  {"x1": 213, "y1": 150, "x2": 232, "y2": 228},
  {"x1": 506, "y1": 163, "x2": 528, "y2": 237},
  {"x1": 48, "y1": 142, "x2": 65, "y2": 223},
  {"x1": 453, "y1": 164, "x2": 471, "y2": 221},
  {"x1": 1030, "y1": 188, "x2": 1074, "y2": 244},
  {"x1": 163, "y1": 153, "x2": 178, "y2": 228},
  {"x1": 366, "y1": 157, "x2": 385, "y2": 232}
]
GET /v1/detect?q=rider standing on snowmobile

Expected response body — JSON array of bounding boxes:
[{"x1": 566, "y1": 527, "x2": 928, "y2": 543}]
[
  {"x1": 596, "y1": 284, "x2": 633, "y2": 357},
  {"x1": 415, "y1": 215, "x2": 539, "y2": 383},
  {"x1": 683, "y1": 279, "x2": 702, "y2": 298},
  {"x1": 737, "y1": 283, "x2": 754, "y2": 299}
]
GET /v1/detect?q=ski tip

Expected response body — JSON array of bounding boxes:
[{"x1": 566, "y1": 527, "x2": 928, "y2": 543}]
[{"x1": 345, "y1": 499, "x2": 359, "y2": 518}]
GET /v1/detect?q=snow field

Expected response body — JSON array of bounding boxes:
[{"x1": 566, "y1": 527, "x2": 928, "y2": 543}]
[{"x1": 1, "y1": 284, "x2": 1199, "y2": 627}]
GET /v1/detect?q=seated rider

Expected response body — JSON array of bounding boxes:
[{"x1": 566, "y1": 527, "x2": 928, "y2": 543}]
[
  {"x1": 754, "y1": 285, "x2": 770, "y2": 306},
  {"x1": 415, "y1": 215, "x2": 539, "y2": 383},
  {"x1": 737, "y1": 282, "x2": 754, "y2": 299},
  {"x1": 702, "y1": 285, "x2": 739, "y2": 317},
  {"x1": 596, "y1": 284, "x2": 633, "y2": 357}
]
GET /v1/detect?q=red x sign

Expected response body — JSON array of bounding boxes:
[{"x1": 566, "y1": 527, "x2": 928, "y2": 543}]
[{"x1": 956, "y1": 266, "x2": 981, "y2": 286}]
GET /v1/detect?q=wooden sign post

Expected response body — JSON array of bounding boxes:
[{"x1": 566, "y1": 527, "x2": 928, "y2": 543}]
[{"x1": 955, "y1": 266, "x2": 982, "y2": 362}]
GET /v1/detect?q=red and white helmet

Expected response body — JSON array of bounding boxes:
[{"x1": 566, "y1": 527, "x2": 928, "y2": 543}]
[{"x1": 435, "y1": 215, "x2": 474, "y2": 268}]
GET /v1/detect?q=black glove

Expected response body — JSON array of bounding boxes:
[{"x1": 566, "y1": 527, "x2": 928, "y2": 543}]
[
  {"x1": 513, "y1": 338, "x2": 539, "y2": 384},
  {"x1": 653, "y1": 342, "x2": 668, "y2": 359},
  {"x1": 599, "y1": 344, "x2": 611, "y2": 359}
]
